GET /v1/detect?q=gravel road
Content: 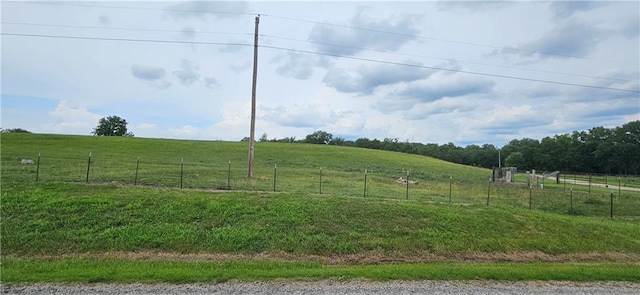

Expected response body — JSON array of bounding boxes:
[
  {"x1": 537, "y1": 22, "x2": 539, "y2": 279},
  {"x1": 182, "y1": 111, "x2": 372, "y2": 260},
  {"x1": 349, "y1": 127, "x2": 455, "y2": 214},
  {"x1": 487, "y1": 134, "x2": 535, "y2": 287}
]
[{"x1": 3, "y1": 281, "x2": 639, "y2": 295}]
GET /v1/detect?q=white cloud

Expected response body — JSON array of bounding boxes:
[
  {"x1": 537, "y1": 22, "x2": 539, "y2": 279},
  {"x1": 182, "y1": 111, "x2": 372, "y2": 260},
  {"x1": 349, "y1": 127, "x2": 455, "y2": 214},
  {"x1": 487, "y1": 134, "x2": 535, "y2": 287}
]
[
  {"x1": 308, "y1": 7, "x2": 422, "y2": 56},
  {"x1": 2, "y1": 1, "x2": 637, "y2": 147},
  {"x1": 43, "y1": 101, "x2": 102, "y2": 135}
]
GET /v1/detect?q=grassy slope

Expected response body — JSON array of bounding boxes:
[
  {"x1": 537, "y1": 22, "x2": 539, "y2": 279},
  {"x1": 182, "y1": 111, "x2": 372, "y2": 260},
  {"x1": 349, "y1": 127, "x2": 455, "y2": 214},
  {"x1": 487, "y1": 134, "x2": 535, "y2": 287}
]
[{"x1": 2, "y1": 134, "x2": 640, "y2": 282}]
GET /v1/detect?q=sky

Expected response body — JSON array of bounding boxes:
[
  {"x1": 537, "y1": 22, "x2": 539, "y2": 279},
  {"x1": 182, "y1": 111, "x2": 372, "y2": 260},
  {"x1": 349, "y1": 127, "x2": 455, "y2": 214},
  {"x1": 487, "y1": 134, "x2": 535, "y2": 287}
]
[{"x1": 2, "y1": 0, "x2": 639, "y2": 147}]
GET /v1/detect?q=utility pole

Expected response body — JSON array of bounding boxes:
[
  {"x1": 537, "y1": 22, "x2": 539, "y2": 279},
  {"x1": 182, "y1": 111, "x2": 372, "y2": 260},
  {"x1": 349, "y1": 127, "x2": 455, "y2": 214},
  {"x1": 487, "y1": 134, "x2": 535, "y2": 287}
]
[{"x1": 247, "y1": 14, "x2": 260, "y2": 178}]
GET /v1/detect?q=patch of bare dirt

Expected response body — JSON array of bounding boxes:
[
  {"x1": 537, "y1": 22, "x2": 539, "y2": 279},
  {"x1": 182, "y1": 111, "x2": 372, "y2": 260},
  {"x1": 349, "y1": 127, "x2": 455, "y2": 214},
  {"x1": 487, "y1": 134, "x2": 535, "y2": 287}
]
[{"x1": 14, "y1": 251, "x2": 640, "y2": 265}]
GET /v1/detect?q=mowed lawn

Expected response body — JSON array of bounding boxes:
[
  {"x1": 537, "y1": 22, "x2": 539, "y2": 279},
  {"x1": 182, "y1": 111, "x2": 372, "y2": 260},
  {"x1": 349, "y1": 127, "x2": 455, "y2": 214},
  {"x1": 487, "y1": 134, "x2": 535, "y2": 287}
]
[{"x1": 2, "y1": 133, "x2": 639, "y2": 283}]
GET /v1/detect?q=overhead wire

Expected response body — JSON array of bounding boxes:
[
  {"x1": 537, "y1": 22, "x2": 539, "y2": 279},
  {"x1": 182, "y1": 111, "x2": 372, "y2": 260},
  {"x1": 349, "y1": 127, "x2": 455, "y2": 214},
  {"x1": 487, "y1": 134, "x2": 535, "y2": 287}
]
[
  {"x1": 8, "y1": 1, "x2": 258, "y2": 17},
  {"x1": 2, "y1": 21, "x2": 253, "y2": 37},
  {"x1": 3, "y1": 20, "x2": 634, "y2": 84},
  {"x1": 3, "y1": 31, "x2": 637, "y2": 94},
  {"x1": 2, "y1": 32, "x2": 252, "y2": 47},
  {"x1": 10, "y1": 0, "x2": 637, "y2": 65},
  {"x1": 259, "y1": 45, "x2": 640, "y2": 94},
  {"x1": 260, "y1": 14, "x2": 638, "y2": 66},
  {"x1": 260, "y1": 34, "x2": 637, "y2": 83}
]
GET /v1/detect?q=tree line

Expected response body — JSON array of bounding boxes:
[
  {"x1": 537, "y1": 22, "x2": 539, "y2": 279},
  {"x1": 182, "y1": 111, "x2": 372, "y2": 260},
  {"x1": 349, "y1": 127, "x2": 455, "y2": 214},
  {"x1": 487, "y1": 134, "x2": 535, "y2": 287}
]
[{"x1": 259, "y1": 121, "x2": 640, "y2": 175}]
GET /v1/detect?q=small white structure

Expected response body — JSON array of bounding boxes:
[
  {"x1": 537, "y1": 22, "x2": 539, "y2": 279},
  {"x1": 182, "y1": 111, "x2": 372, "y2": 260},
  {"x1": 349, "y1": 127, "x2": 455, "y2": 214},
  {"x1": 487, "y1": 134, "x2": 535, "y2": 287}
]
[{"x1": 21, "y1": 159, "x2": 35, "y2": 164}]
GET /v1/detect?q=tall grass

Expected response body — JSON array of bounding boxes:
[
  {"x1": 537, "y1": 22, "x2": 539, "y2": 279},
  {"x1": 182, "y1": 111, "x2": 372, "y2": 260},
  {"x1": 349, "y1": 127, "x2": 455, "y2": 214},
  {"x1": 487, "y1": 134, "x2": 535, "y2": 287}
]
[
  {"x1": 3, "y1": 133, "x2": 639, "y2": 217},
  {"x1": 3, "y1": 134, "x2": 640, "y2": 283},
  {"x1": 2, "y1": 182, "x2": 639, "y2": 256}
]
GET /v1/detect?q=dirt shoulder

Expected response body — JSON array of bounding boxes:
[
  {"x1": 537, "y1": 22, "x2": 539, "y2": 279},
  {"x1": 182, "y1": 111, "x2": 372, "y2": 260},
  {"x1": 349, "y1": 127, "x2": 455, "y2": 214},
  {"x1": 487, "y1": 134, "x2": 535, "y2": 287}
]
[{"x1": 10, "y1": 251, "x2": 640, "y2": 265}]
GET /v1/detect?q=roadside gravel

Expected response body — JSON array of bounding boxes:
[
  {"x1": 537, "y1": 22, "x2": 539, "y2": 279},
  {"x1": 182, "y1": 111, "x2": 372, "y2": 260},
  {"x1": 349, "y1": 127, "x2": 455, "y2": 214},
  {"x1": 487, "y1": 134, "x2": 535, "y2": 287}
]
[{"x1": 3, "y1": 281, "x2": 639, "y2": 295}]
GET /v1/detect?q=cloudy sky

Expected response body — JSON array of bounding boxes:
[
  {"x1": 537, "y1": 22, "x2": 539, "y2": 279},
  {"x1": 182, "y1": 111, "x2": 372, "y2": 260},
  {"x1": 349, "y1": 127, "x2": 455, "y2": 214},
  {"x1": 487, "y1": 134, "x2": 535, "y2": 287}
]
[{"x1": 2, "y1": 0, "x2": 639, "y2": 146}]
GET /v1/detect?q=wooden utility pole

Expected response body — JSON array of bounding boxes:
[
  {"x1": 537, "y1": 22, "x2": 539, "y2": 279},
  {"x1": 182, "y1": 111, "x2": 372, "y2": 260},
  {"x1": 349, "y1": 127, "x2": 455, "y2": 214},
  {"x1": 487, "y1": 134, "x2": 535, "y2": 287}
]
[{"x1": 247, "y1": 15, "x2": 260, "y2": 178}]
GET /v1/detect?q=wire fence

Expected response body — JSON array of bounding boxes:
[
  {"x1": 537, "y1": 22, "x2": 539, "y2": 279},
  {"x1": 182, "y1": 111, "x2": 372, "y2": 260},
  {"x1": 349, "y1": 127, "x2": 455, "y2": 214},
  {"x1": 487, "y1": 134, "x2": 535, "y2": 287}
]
[{"x1": 4, "y1": 152, "x2": 639, "y2": 218}]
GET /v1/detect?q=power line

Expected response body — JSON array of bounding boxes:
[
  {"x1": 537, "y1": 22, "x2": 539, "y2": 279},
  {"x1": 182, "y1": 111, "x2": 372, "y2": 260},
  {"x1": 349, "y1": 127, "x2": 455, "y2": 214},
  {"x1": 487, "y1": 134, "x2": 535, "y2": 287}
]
[
  {"x1": 2, "y1": 21, "x2": 253, "y2": 37},
  {"x1": 4, "y1": 20, "x2": 635, "y2": 84},
  {"x1": 4, "y1": 31, "x2": 638, "y2": 94},
  {"x1": 261, "y1": 14, "x2": 637, "y2": 66},
  {"x1": 260, "y1": 45, "x2": 640, "y2": 94},
  {"x1": 10, "y1": 1, "x2": 636, "y2": 65},
  {"x1": 9, "y1": 1, "x2": 257, "y2": 17},
  {"x1": 261, "y1": 34, "x2": 637, "y2": 84},
  {"x1": 1, "y1": 32, "x2": 252, "y2": 47}
]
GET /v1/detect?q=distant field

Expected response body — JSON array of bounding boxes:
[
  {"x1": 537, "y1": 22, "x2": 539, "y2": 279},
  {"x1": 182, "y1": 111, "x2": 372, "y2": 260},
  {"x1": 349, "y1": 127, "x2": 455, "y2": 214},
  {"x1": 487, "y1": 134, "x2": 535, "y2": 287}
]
[
  {"x1": 2, "y1": 134, "x2": 639, "y2": 283},
  {"x1": 3, "y1": 133, "x2": 639, "y2": 216}
]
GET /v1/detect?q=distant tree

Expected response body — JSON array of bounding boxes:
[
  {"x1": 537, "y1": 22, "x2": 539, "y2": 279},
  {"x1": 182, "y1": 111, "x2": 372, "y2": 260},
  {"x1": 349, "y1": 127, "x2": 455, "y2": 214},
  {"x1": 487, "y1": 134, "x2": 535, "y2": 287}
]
[
  {"x1": 92, "y1": 115, "x2": 133, "y2": 137},
  {"x1": 277, "y1": 136, "x2": 297, "y2": 143},
  {"x1": 259, "y1": 132, "x2": 269, "y2": 142},
  {"x1": 329, "y1": 136, "x2": 345, "y2": 145},
  {"x1": 505, "y1": 152, "x2": 525, "y2": 169},
  {"x1": 1, "y1": 128, "x2": 31, "y2": 133},
  {"x1": 304, "y1": 130, "x2": 333, "y2": 144}
]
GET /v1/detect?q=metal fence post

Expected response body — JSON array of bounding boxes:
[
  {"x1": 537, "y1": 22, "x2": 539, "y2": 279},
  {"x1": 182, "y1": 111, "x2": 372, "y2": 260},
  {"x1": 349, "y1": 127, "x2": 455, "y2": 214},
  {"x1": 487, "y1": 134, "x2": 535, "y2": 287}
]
[
  {"x1": 36, "y1": 152, "x2": 41, "y2": 182},
  {"x1": 449, "y1": 175, "x2": 452, "y2": 203},
  {"x1": 364, "y1": 169, "x2": 368, "y2": 198},
  {"x1": 319, "y1": 168, "x2": 323, "y2": 194},
  {"x1": 180, "y1": 158, "x2": 184, "y2": 189},
  {"x1": 134, "y1": 156, "x2": 140, "y2": 186},
  {"x1": 486, "y1": 181, "x2": 490, "y2": 206},
  {"x1": 273, "y1": 163, "x2": 277, "y2": 192},
  {"x1": 227, "y1": 160, "x2": 231, "y2": 190},
  {"x1": 86, "y1": 151, "x2": 92, "y2": 183},
  {"x1": 610, "y1": 192, "x2": 614, "y2": 219},
  {"x1": 405, "y1": 170, "x2": 409, "y2": 200},
  {"x1": 569, "y1": 188, "x2": 573, "y2": 215}
]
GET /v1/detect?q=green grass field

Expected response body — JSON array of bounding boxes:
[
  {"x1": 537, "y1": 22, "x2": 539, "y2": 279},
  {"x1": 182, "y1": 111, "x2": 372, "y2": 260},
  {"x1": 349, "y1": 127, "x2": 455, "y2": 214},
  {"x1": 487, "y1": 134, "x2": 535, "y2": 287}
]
[{"x1": 2, "y1": 133, "x2": 640, "y2": 283}]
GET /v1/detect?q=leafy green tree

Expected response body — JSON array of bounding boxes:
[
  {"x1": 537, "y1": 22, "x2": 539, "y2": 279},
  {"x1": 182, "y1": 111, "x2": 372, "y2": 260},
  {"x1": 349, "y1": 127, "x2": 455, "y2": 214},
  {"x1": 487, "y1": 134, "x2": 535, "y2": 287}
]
[
  {"x1": 92, "y1": 115, "x2": 133, "y2": 137},
  {"x1": 304, "y1": 130, "x2": 333, "y2": 144},
  {"x1": 329, "y1": 137, "x2": 345, "y2": 145},
  {"x1": 1, "y1": 128, "x2": 31, "y2": 133},
  {"x1": 505, "y1": 152, "x2": 525, "y2": 169}
]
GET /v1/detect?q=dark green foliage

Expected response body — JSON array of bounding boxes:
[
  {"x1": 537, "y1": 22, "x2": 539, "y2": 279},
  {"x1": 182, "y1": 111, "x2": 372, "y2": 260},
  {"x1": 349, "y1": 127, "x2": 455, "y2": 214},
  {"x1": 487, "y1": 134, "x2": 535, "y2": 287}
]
[
  {"x1": 304, "y1": 130, "x2": 333, "y2": 144},
  {"x1": 1, "y1": 128, "x2": 31, "y2": 133},
  {"x1": 267, "y1": 121, "x2": 640, "y2": 175},
  {"x1": 92, "y1": 115, "x2": 133, "y2": 137}
]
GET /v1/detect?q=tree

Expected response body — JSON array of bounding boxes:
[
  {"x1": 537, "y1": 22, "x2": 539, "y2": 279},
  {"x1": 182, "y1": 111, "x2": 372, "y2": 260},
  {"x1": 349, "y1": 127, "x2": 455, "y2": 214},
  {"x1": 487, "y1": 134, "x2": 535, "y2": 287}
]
[
  {"x1": 304, "y1": 130, "x2": 333, "y2": 144},
  {"x1": 505, "y1": 152, "x2": 525, "y2": 169},
  {"x1": 329, "y1": 136, "x2": 345, "y2": 145},
  {"x1": 1, "y1": 128, "x2": 31, "y2": 133},
  {"x1": 92, "y1": 116, "x2": 133, "y2": 137}
]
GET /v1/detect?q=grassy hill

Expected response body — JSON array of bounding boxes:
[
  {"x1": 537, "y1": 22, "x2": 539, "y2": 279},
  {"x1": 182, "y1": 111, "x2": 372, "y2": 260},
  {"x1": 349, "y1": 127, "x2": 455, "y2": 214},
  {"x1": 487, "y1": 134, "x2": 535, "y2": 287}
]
[{"x1": 2, "y1": 133, "x2": 639, "y2": 282}]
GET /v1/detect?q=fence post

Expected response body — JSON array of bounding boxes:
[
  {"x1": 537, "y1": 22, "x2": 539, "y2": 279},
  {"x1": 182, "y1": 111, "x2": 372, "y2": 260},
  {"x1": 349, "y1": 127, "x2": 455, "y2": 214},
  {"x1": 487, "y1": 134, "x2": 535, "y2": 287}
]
[
  {"x1": 610, "y1": 192, "x2": 614, "y2": 219},
  {"x1": 405, "y1": 170, "x2": 409, "y2": 200},
  {"x1": 319, "y1": 168, "x2": 323, "y2": 194},
  {"x1": 180, "y1": 158, "x2": 184, "y2": 189},
  {"x1": 36, "y1": 152, "x2": 41, "y2": 182},
  {"x1": 273, "y1": 163, "x2": 277, "y2": 192},
  {"x1": 486, "y1": 181, "x2": 490, "y2": 206},
  {"x1": 449, "y1": 175, "x2": 452, "y2": 203},
  {"x1": 227, "y1": 161, "x2": 231, "y2": 190},
  {"x1": 363, "y1": 169, "x2": 368, "y2": 198},
  {"x1": 588, "y1": 174, "x2": 591, "y2": 195},
  {"x1": 86, "y1": 151, "x2": 92, "y2": 183},
  {"x1": 134, "y1": 156, "x2": 140, "y2": 186},
  {"x1": 618, "y1": 177, "x2": 621, "y2": 199},
  {"x1": 529, "y1": 187, "x2": 532, "y2": 210},
  {"x1": 569, "y1": 188, "x2": 573, "y2": 215}
]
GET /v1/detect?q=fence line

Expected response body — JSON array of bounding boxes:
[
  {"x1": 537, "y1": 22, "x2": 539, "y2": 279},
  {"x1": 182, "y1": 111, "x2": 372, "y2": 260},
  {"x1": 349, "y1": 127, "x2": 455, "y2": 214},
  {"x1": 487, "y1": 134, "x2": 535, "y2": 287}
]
[{"x1": 4, "y1": 153, "x2": 639, "y2": 217}]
